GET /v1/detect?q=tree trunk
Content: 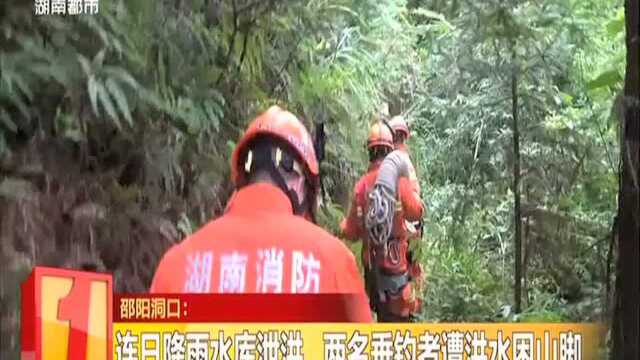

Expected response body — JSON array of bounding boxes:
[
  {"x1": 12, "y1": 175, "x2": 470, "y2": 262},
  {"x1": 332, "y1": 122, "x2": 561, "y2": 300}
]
[
  {"x1": 511, "y1": 44, "x2": 522, "y2": 314},
  {"x1": 612, "y1": 0, "x2": 640, "y2": 359},
  {"x1": 522, "y1": 215, "x2": 529, "y2": 309}
]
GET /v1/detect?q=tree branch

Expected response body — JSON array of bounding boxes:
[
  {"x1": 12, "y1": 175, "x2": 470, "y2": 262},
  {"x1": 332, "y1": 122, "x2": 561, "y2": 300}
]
[
  {"x1": 571, "y1": 148, "x2": 588, "y2": 183},
  {"x1": 236, "y1": 28, "x2": 251, "y2": 75},
  {"x1": 231, "y1": 25, "x2": 252, "y2": 96},
  {"x1": 274, "y1": 35, "x2": 304, "y2": 98},
  {"x1": 216, "y1": 0, "x2": 238, "y2": 85},
  {"x1": 511, "y1": 33, "x2": 523, "y2": 315}
]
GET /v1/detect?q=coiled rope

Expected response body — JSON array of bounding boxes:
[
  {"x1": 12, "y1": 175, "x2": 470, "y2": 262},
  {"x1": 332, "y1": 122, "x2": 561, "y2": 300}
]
[{"x1": 365, "y1": 184, "x2": 398, "y2": 264}]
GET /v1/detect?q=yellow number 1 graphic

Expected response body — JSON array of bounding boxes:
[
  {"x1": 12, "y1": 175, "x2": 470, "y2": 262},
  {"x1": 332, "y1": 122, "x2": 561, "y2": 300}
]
[{"x1": 21, "y1": 267, "x2": 112, "y2": 360}]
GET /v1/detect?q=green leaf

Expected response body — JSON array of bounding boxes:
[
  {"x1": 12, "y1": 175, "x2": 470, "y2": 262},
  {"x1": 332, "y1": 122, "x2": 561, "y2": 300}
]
[
  {"x1": 587, "y1": 70, "x2": 622, "y2": 90},
  {"x1": 203, "y1": 102, "x2": 220, "y2": 131},
  {"x1": 82, "y1": 16, "x2": 110, "y2": 48},
  {"x1": 105, "y1": 78, "x2": 132, "y2": 125},
  {"x1": 103, "y1": 66, "x2": 139, "y2": 89},
  {"x1": 0, "y1": 108, "x2": 17, "y2": 132},
  {"x1": 559, "y1": 92, "x2": 573, "y2": 105},
  {"x1": 96, "y1": 81, "x2": 121, "y2": 128},
  {"x1": 606, "y1": 18, "x2": 624, "y2": 37},
  {"x1": 10, "y1": 73, "x2": 33, "y2": 101},
  {"x1": 2, "y1": 89, "x2": 30, "y2": 120},
  {"x1": 88, "y1": 76, "x2": 99, "y2": 116},
  {"x1": 93, "y1": 48, "x2": 106, "y2": 68},
  {"x1": 64, "y1": 128, "x2": 84, "y2": 143},
  {"x1": 227, "y1": 140, "x2": 236, "y2": 154},
  {"x1": 77, "y1": 54, "x2": 92, "y2": 77},
  {"x1": 111, "y1": 37, "x2": 124, "y2": 57},
  {"x1": 139, "y1": 88, "x2": 165, "y2": 110}
]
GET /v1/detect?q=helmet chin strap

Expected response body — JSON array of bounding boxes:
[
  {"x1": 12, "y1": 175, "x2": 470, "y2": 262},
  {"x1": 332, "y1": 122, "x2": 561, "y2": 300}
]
[
  {"x1": 268, "y1": 164, "x2": 307, "y2": 215},
  {"x1": 245, "y1": 145, "x2": 309, "y2": 216}
]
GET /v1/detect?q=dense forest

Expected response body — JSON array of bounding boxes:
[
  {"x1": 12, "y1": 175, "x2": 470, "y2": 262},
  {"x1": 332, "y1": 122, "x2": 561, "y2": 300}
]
[{"x1": 0, "y1": 0, "x2": 635, "y2": 357}]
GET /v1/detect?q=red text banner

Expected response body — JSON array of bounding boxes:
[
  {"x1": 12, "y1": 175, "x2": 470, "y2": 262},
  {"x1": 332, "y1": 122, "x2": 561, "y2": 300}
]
[{"x1": 114, "y1": 293, "x2": 366, "y2": 322}]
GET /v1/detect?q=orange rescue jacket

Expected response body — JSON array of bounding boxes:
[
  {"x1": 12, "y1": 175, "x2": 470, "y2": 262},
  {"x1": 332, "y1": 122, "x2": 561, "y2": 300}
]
[
  {"x1": 151, "y1": 183, "x2": 372, "y2": 322},
  {"x1": 340, "y1": 160, "x2": 423, "y2": 272}
]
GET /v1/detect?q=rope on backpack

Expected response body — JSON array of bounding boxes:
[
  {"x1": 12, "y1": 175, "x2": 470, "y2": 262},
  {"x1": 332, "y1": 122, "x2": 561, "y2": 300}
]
[
  {"x1": 365, "y1": 183, "x2": 396, "y2": 248},
  {"x1": 365, "y1": 149, "x2": 412, "y2": 265}
]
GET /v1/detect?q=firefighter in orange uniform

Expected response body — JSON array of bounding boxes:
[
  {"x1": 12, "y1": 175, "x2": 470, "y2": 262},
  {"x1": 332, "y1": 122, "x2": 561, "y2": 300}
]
[
  {"x1": 340, "y1": 121, "x2": 424, "y2": 322},
  {"x1": 151, "y1": 105, "x2": 372, "y2": 322},
  {"x1": 389, "y1": 115, "x2": 420, "y2": 195},
  {"x1": 388, "y1": 115, "x2": 426, "y2": 311}
]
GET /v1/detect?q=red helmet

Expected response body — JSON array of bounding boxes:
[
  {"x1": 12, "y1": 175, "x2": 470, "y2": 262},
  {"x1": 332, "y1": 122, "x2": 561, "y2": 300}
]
[
  {"x1": 231, "y1": 105, "x2": 319, "y2": 188},
  {"x1": 231, "y1": 106, "x2": 320, "y2": 221},
  {"x1": 389, "y1": 115, "x2": 410, "y2": 139},
  {"x1": 367, "y1": 121, "x2": 394, "y2": 150}
]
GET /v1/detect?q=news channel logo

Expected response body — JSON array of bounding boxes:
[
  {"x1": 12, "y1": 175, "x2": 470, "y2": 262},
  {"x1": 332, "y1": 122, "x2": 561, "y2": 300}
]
[{"x1": 34, "y1": 0, "x2": 99, "y2": 16}]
